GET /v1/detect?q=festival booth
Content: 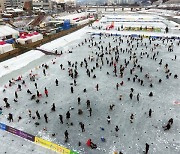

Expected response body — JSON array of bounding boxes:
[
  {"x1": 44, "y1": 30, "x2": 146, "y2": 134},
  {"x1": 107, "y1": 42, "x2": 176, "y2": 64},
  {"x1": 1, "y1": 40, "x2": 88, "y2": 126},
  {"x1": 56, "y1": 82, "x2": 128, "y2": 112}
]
[
  {"x1": 0, "y1": 41, "x2": 14, "y2": 54},
  {"x1": 0, "y1": 25, "x2": 19, "y2": 39},
  {"x1": 76, "y1": 19, "x2": 90, "y2": 26},
  {"x1": 88, "y1": 16, "x2": 95, "y2": 21},
  {"x1": 17, "y1": 32, "x2": 43, "y2": 45},
  {"x1": 63, "y1": 20, "x2": 70, "y2": 30}
]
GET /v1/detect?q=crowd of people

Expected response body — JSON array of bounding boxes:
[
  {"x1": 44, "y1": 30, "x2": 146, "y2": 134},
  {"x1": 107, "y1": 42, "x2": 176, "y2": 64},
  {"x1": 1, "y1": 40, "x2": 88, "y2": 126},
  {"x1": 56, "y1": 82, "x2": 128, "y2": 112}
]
[{"x1": 1, "y1": 32, "x2": 179, "y2": 154}]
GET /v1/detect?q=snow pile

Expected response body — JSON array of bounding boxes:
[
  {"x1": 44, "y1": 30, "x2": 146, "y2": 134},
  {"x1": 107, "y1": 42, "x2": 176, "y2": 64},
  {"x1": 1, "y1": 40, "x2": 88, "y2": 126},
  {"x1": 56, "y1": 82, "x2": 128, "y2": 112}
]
[{"x1": 0, "y1": 50, "x2": 44, "y2": 78}]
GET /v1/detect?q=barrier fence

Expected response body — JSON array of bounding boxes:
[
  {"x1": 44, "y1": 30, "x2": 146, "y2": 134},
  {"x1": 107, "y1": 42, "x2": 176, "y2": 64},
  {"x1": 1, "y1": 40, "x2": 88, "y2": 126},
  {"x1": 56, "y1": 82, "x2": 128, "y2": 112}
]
[{"x1": 0, "y1": 123, "x2": 78, "y2": 154}]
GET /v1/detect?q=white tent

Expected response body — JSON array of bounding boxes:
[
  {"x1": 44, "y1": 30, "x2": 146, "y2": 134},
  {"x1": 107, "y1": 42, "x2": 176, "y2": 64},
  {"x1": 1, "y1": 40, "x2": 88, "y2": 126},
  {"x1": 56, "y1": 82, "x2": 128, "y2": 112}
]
[
  {"x1": 16, "y1": 37, "x2": 32, "y2": 45},
  {"x1": 0, "y1": 44, "x2": 13, "y2": 54},
  {"x1": 0, "y1": 25, "x2": 19, "y2": 39},
  {"x1": 17, "y1": 33, "x2": 43, "y2": 44}
]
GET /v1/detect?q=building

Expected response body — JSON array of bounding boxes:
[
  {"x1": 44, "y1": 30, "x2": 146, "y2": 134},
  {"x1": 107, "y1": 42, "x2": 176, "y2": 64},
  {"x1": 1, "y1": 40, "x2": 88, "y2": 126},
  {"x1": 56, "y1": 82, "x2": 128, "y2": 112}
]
[
  {"x1": 4, "y1": 0, "x2": 22, "y2": 8},
  {"x1": 109, "y1": 0, "x2": 136, "y2": 5},
  {"x1": 0, "y1": 0, "x2": 5, "y2": 12},
  {"x1": 32, "y1": 0, "x2": 52, "y2": 10}
]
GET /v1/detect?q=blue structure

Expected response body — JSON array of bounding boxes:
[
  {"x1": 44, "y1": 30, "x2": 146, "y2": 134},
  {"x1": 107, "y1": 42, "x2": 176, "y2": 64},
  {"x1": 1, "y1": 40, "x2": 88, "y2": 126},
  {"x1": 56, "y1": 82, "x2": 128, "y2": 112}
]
[
  {"x1": 5, "y1": 38, "x2": 15, "y2": 44},
  {"x1": 63, "y1": 20, "x2": 70, "y2": 30}
]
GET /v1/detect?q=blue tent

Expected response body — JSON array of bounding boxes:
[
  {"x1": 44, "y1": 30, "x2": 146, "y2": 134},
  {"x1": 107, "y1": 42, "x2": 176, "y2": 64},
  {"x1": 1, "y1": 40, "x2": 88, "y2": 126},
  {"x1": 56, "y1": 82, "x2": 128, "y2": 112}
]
[
  {"x1": 63, "y1": 20, "x2": 70, "y2": 30},
  {"x1": 5, "y1": 38, "x2": 15, "y2": 44}
]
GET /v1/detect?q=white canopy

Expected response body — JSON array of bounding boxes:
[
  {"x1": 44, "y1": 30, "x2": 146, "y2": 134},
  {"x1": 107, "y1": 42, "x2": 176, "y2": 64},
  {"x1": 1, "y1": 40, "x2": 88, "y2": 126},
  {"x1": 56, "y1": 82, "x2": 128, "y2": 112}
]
[{"x1": 0, "y1": 25, "x2": 19, "y2": 39}]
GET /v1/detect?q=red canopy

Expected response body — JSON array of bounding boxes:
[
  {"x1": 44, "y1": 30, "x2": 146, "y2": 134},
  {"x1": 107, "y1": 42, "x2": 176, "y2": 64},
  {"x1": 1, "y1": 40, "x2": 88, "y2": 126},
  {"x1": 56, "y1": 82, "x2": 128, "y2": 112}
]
[
  {"x1": 73, "y1": 17, "x2": 79, "y2": 20},
  {"x1": 33, "y1": 32, "x2": 39, "y2": 35},
  {"x1": 20, "y1": 36, "x2": 27, "y2": 39},
  {"x1": 26, "y1": 33, "x2": 33, "y2": 37},
  {"x1": 0, "y1": 41, "x2": 6, "y2": 45}
]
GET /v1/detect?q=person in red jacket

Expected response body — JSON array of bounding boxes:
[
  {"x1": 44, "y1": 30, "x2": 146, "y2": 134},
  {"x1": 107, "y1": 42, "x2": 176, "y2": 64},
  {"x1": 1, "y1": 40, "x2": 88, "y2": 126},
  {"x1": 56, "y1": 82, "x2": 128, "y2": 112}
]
[
  {"x1": 86, "y1": 139, "x2": 91, "y2": 147},
  {"x1": 44, "y1": 87, "x2": 48, "y2": 97},
  {"x1": 86, "y1": 139, "x2": 97, "y2": 149}
]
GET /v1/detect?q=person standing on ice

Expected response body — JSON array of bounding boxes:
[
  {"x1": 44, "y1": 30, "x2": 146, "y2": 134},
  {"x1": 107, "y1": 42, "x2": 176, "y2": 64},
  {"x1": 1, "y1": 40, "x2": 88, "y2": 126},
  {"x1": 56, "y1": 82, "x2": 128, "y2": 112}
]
[
  {"x1": 116, "y1": 83, "x2": 119, "y2": 90},
  {"x1": 8, "y1": 113, "x2": 13, "y2": 122},
  {"x1": 15, "y1": 91, "x2": 18, "y2": 99},
  {"x1": 77, "y1": 97, "x2": 81, "y2": 105},
  {"x1": 165, "y1": 27, "x2": 169, "y2": 33},
  {"x1": 129, "y1": 93, "x2": 133, "y2": 99},
  {"x1": 43, "y1": 68, "x2": 46, "y2": 76},
  {"x1": 51, "y1": 103, "x2": 56, "y2": 111},
  {"x1": 37, "y1": 90, "x2": 40, "y2": 97},
  {"x1": 36, "y1": 110, "x2": 41, "y2": 119},
  {"x1": 89, "y1": 107, "x2": 92, "y2": 117},
  {"x1": 96, "y1": 84, "x2": 99, "y2": 91},
  {"x1": 66, "y1": 111, "x2": 70, "y2": 120},
  {"x1": 149, "y1": 109, "x2": 152, "y2": 117},
  {"x1": 18, "y1": 84, "x2": 22, "y2": 91},
  {"x1": 86, "y1": 100, "x2": 91, "y2": 109},
  {"x1": 71, "y1": 86, "x2": 74, "y2": 93},
  {"x1": 28, "y1": 109, "x2": 31, "y2": 117},
  {"x1": 3, "y1": 98, "x2": 10, "y2": 108},
  {"x1": 60, "y1": 64, "x2": 63, "y2": 69},
  {"x1": 55, "y1": 79, "x2": 58, "y2": 86},
  {"x1": 130, "y1": 114, "x2": 134, "y2": 123},
  {"x1": 35, "y1": 83, "x2": 38, "y2": 89},
  {"x1": 107, "y1": 115, "x2": 111, "y2": 124},
  {"x1": 44, "y1": 87, "x2": 48, "y2": 97},
  {"x1": 64, "y1": 130, "x2": 69, "y2": 142},
  {"x1": 137, "y1": 93, "x2": 140, "y2": 102},
  {"x1": 44, "y1": 113, "x2": 48, "y2": 123},
  {"x1": 79, "y1": 122, "x2": 85, "y2": 132},
  {"x1": 145, "y1": 143, "x2": 149, "y2": 154},
  {"x1": 59, "y1": 114, "x2": 63, "y2": 124}
]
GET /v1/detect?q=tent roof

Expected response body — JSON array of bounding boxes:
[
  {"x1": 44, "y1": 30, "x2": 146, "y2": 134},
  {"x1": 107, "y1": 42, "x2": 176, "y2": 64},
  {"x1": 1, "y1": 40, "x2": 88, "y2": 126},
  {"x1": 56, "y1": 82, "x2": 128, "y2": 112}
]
[{"x1": 0, "y1": 25, "x2": 19, "y2": 38}]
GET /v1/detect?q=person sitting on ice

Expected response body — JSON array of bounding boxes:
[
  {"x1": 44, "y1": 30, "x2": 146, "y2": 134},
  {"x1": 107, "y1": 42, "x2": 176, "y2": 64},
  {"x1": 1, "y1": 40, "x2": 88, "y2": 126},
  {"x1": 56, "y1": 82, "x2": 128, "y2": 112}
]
[
  {"x1": 101, "y1": 136, "x2": 106, "y2": 142},
  {"x1": 8, "y1": 113, "x2": 13, "y2": 122},
  {"x1": 86, "y1": 139, "x2": 97, "y2": 149},
  {"x1": 119, "y1": 94, "x2": 123, "y2": 100},
  {"x1": 159, "y1": 79, "x2": 162, "y2": 83},
  {"x1": 130, "y1": 113, "x2": 134, "y2": 123},
  {"x1": 27, "y1": 89, "x2": 32, "y2": 94},
  {"x1": 149, "y1": 92, "x2": 153, "y2": 97},
  {"x1": 168, "y1": 118, "x2": 173, "y2": 125},
  {"x1": 163, "y1": 118, "x2": 173, "y2": 131},
  {"x1": 149, "y1": 83, "x2": 153, "y2": 88},
  {"x1": 109, "y1": 104, "x2": 115, "y2": 110},
  {"x1": 163, "y1": 123, "x2": 171, "y2": 131},
  {"x1": 14, "y1": 99, "x2": 18, "y2": 102},
  {"x1": 51, "y1": 103, "x2": 56, "y2": 111},
  {"x1": 120, "y1": 81, "x2": 124, "y2": 86},
  {"x1": 31, "y1": 95, "x2": 36, "y2": 100},
  {"x1": 16, "y1": 76, "x2": 22, "y2": 81},
  {"x1": 174, "y1": 74, "x2": 178, "y2": 79}
]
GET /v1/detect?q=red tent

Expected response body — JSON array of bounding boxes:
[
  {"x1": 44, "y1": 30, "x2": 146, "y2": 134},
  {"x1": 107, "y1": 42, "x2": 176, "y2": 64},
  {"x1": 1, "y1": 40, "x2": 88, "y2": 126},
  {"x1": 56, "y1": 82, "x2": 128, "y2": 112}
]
[
  {"x1": 0, "y1": 41, "x2": 6, "y2": 45},
  {"x1": 20, "y1": 36, "x2": 27, "y2": 39},
  {"x1": 33, "y1": 32, "x2": 39, "y2": 35}
]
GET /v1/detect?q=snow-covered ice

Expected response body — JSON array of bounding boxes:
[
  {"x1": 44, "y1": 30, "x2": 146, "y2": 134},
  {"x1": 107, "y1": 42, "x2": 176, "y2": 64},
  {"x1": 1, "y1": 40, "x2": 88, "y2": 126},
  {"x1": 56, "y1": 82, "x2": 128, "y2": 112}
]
[{"x1": 0, "y1": 12, "x2": 180, "y2": 154}]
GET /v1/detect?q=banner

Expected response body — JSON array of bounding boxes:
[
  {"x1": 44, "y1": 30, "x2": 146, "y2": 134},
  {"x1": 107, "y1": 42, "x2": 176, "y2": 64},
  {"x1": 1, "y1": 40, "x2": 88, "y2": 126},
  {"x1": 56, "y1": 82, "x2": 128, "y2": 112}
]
[
  {"x1": 35, "y1": 137, "x2": 71, "y2": 154},
  {"x1": 6, "y1": 126, "x2": 35, "y2": 142},
  {"x1": 0, "y1": 123, "x2": 78, "y2": 154},
  {"x1": 17, "y1": 130, "x2": 35, "y2": 142},
  {"x1": 70, "y1": 150, "x2": 79, "y2": 154},
  {"x1": 0, "y1": 123, "x2": 7, "y2": 130},
  {"x1": 6, "y1": 126, "x2": 19, "y2": 135}
]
